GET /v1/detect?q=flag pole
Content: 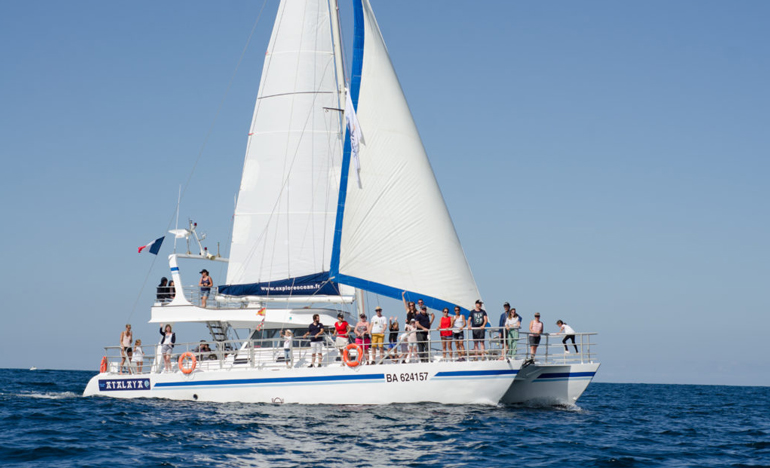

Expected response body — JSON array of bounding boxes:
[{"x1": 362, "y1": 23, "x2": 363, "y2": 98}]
[{"x1": 173, "y1": 185, "x2": 181, "y2": 251}]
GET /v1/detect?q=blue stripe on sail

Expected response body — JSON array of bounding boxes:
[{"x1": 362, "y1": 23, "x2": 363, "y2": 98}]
[
  {"x1": 154, "y1": 373, "x2": 385, "y2": 389},
  {"x1": 335, "y1": 273, "x2": 472, "y2": 314},
  {"x1": 170, "y1": 267, "x2": 179, "y2": 272},
  {"x1": 330, "y1": 0, "x2": 364, "y2": 278},
  {"x1": 218, "y1": 272, "x2": 341, "y2": 297}
]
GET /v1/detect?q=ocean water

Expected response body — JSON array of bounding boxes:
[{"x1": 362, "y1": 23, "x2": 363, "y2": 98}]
[{"x1": 1, "y1": 369, "x2": 768, "y2": 467}]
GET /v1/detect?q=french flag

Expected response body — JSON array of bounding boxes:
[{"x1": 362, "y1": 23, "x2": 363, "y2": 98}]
[{"x1": 138, "y1": 236, "x2": 165, "y2": 255}]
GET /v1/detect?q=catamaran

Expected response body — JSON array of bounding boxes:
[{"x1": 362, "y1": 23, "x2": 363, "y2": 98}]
[{"x1": 84, "y1": 0, "x2": 599, "y2": 405}]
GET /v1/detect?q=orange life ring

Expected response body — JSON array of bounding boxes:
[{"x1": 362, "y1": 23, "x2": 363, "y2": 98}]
[
  {"x1": 342, "y1": 343, "x2": 363, "y2": 368},
  {"x1": 178, "y1": 352, "x2": 197, "y2": 374},
  {"x1": 100, "y1": 356, "x2": 108, "y2": 373}
]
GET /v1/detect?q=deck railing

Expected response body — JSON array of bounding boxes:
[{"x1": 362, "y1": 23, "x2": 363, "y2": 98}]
[{"x1": 100, "y1": 327, "x2": 597, "y2": 375}]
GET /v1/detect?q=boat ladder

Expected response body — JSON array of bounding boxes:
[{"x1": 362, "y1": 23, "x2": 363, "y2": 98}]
[{"x1": 206, "y1": 321, "x2": 234, "y2": 349}]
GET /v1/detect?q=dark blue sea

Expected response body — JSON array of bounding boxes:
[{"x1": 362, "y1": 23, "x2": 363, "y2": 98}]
[{"x1": 1, "y1": 369, "x2": 768, "y2": 467}]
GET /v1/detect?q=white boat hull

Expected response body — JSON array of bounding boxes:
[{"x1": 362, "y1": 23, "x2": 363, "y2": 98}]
[
  {"x1": 501, "y1": 362, "x2": 601, "y2": 405},
  {"x1": 84, "y1": 360, "x2": 521, "y2": 405}
]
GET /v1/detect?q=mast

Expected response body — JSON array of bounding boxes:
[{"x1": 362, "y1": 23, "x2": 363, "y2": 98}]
[{"x1": 329, "y1": 0, "x2": 347, "y2": 109}]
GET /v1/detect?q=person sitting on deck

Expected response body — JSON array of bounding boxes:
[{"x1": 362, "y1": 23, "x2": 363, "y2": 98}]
[{"x1": 156, "y1": 277, "x2": 171, "y2": 303}]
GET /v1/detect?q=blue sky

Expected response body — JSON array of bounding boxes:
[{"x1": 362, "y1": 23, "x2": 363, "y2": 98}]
[{"x1": 1, "y1": 1, "x2": 768, "y2": 386}]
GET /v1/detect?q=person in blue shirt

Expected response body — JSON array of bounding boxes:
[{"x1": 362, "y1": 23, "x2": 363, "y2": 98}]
[{"x1": 498, "y1": 302, "x2": 511, "y2": 352}]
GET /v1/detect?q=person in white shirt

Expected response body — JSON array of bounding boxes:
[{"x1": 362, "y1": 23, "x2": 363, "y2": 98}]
[
  {"x1": 132, "y1": 339, "x2": 144, "y2": 374},
  {"x1": 555, "y1": 320, "x2": 579, "y2": 353},
  {"x1": 369, "y1": 307, "x2": 389, "y2": 363},
  {"x1": 283, "y1": 330, "x2": 293, "y2": 368}
]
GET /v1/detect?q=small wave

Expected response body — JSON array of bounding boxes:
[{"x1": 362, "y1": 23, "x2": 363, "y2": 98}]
[{"x1": 14, "y1": 392, "x2": 80, "y2": 400}]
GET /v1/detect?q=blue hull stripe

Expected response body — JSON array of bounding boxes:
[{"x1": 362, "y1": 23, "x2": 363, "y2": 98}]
[
  {"x1": 434, "y1": 370, "x2": 518, "y2": 378},
  {"x1": 536, "y1": 372, "x2": 596, "y2": 379},
  {"x1": 154, "y1": 373, "x2": 385, "y2": 389}
]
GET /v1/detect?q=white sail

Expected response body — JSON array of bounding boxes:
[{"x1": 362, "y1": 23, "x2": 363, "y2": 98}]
[
  {"x1": 227, "y1": 0, "x2": 345, "y2": 287},
  {"x1": 336, "y1": 0, "x2": 481, "y2": 310}
]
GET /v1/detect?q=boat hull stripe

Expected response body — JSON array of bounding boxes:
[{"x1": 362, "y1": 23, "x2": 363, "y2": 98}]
[
  {"x1": 153, "y1": 373, "x2": 385, "y2": 389},
  {"x1": 535, "y1": 372, "x2": 596, "y2": 380},
  {"x1": 434, "y1": 369, "x2": 518, "y2": 378}
]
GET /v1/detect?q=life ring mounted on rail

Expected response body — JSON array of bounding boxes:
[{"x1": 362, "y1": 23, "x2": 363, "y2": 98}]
[
  {"x1": 100, "y1": 356, "x2": 108, "y2": 373},
  {"x1": 342, "y1": 343, "x2": 363, "y2": 368},
  {"x1": 178, "y1": 352, "x2": 197, "y2": 374}
]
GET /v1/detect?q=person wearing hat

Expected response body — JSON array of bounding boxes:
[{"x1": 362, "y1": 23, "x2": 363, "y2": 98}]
[
  {"x1": 466, "y1": 300, "x2": 488, "y2": 360},
  {"x1": 199, "y1": 269, "x2": 212, "y2": 308},
  {"x1": 334, "y1": 313, "x2": 352, "y2": 364},
  {"x1": 529, "y1": 312, "x2": 544, "y2": 358},
  {"x1": 369, "y1": 307, "x2": 388, "y2": 363}
]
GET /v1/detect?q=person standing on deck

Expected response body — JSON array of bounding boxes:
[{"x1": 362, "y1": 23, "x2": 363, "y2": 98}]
[
  {"x1": 334, "y1": 313, "x2": 351, "y2": 365},
  {"x1": 467, "y1": 300, "x2": 488, "y2": 360},
  {"x1": 452, "y1": 306, "x2": 466, "y2": 361},
  {"x1": 555, "y1": 320, "x2": 579, "y2": 354},
  {"x1": 159, "y1": 323, "x2": 176, "y2": 373},
  {"x1": 354, "y1": 314, "x2": 371, "y2": 364},
  {"x1": 119, "y1": 324, "x2": 133, "y2": 374},
  {"x1": 388, "y1": 317, "x2": 400, "y2": 361},
  {"x1": 438, "y1": 308, "x2": 453, "y2": 360},
  {"x1": 529, "y1": 313, "x2": 544, "y2": 358},
  {"x1": 369, "y1": 307, "x2": 388, "y2": 363},
  {"x1": 498, "y1": 302, "x2": 511, "y2": 354},
  {"x1": 417, "y1": 298, "x2": 436, "y2": 327},
  {"x1": 414, "y1": 306, "x2": 431, "y2": 362},
  {"x1": 303, "y1": 314, "x2": 325, "y2": 368},
  {"x1": 199, "y1": 269, "x2": 212, "y2": 308},
  {"x1": 283, "y1": 330, "x2": 294, "y2": 368},
  {"x1": 402, "y1": 291, "x2": 418, "y2": 324},
  {"x1": 505, "y1": 308, "x2": 521, "y2": 358}
]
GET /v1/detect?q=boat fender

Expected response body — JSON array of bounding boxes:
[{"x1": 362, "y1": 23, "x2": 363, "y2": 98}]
[
  {"x1": 178, "y1": 352, "x2": 197, "y2": 374},
  {"x1": 342, "y1": 343, "x2": 363, "y2": 368},
  {"x1": 100, "y1": 356, "x2": 108, "y2": 373}
]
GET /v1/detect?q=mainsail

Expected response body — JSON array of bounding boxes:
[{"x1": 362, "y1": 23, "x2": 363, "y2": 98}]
[
  {"x1": 331, "y1": 0, "x2": 481, "y2": 311},
  {"x1": 223, "y1": 0, "x2": 345, "y2": 296}
]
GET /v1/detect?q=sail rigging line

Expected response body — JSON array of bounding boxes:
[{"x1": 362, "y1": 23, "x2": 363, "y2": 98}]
[
  {"x1": 126, "y1": 2, "x2": 269, "y2": 322},
  {"x1": 176, "y1": 0, "x2": 270, "y2": 207}
]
